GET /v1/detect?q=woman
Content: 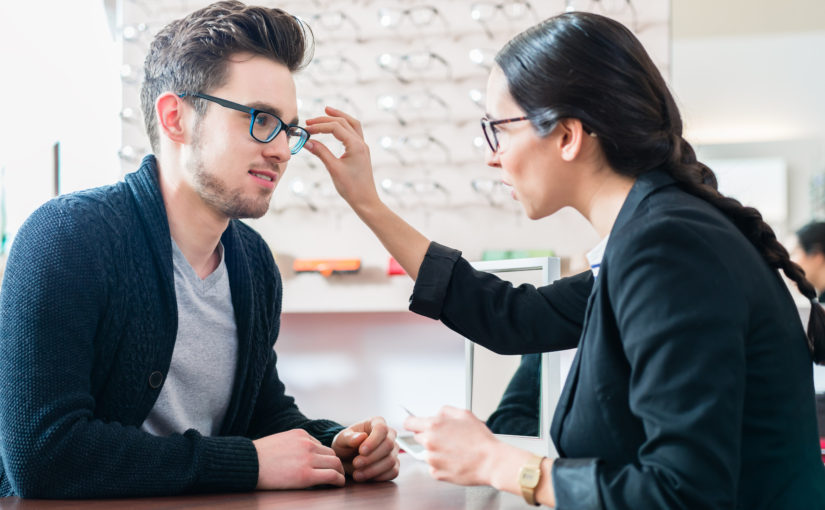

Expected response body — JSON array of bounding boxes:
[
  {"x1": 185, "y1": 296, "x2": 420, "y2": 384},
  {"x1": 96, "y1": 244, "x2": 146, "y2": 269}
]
[{"x1": 304, "y1": 12, "x2": 825, "y2": 509}]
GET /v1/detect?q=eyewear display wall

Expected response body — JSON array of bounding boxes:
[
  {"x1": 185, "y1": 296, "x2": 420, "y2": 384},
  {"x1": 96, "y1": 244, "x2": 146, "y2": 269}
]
[{"x1": 118, "y1": 0, "x2": 669, "y2": 224}]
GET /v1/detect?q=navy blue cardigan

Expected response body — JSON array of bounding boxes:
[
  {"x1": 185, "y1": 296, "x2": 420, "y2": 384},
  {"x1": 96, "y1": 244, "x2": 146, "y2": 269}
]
[
  {"x1": 411, "y1": 170, "x2": 825, "y2": 509},
  {"x1": 0, "y1": 156, "x2": 342, "y2": 498}
]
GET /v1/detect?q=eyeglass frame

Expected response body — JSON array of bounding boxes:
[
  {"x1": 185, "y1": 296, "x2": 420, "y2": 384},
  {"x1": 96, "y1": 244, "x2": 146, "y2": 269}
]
[
  {"x1": 377, "y1": 90, "x2": 450, "y2": 126},
  {"x1": 300, "y1": 10, "x2": 364, "y2": 42},
  {"x1": 376, "y1": 51, "x2": 451, "y2": 84},
  {"x1": 378, "y1": 5, "x2": 447, "y2": 29},
  {"x1": 470, "y1": 1, "x2": 539, "y2": 38},
  {"x1": 480, "y1": 115, "x2": 529, "y2": 153},
  {"x1": 177, "y1": 92, "x2": 310, "y2": 154},
  {"x1": 481, "y1": 115, "x2": 598, "y2": 153}
]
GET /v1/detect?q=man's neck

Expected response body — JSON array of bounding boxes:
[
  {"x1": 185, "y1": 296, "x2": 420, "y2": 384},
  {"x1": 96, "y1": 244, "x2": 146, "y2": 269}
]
[{"x1": 157, "y1": 158, "x2": 228, "y2": 279}]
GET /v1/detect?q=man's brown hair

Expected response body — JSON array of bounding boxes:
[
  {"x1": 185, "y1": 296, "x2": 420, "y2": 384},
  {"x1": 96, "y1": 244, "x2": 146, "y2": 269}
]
[{"x1": 139, "y1": 1, "x2": 313, "y2": 153}]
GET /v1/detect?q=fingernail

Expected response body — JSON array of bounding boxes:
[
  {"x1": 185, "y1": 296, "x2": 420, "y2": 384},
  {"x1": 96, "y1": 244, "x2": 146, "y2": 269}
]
[{"x1": 304, "y1": 141, "x2": 313, "y2": 150}]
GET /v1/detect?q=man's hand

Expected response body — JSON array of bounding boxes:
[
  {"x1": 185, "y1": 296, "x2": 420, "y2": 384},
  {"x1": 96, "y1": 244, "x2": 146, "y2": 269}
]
[
  {"x1": 332, "y1": 416, "x2": 400, "y2": 482},
  {"x1": 253, "y1": 429, "x2": 345, "y2": 490}
]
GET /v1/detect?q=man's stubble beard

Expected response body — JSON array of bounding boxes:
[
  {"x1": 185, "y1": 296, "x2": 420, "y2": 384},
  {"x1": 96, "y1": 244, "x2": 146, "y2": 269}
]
[{"x1": 188, "y1": 126, "x2": 274, "y2": 220}]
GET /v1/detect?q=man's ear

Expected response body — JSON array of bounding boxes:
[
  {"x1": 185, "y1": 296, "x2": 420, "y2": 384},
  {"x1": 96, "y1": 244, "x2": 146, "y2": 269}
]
[
  {"x1": 156, "y1": 92, "x2": 187, "y2": 145},
  {"x1": 557, "y1": 118, "x2": 586, "y2": 162}
]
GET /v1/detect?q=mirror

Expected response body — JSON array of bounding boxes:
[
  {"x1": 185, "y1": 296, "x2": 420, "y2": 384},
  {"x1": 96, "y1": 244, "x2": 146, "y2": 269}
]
[{"x1": 467, "y1": 257, "x2": 573, "y2": 457}]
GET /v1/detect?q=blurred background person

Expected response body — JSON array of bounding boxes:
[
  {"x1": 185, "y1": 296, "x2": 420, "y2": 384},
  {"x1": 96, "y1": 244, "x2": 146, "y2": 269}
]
[
  {"x1": 792, "y1": 221, "x2": 825, "y2": 302},
  {"x1": 792, "y1": 221, "x2": 825, "y2": 447}
]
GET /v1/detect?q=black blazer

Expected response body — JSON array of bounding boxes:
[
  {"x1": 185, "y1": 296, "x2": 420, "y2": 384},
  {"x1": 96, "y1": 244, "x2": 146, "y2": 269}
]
[{"x1": 411, "y1": 170, "x2": 825, "y2": 509}]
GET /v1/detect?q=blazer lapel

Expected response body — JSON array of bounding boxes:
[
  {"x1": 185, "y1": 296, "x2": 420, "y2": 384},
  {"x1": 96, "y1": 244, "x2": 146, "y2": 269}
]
[
  {"x1": 549, "y1": 169, "x2": 675, "y2": 453},
  {"x1": 550, "y1": 273, "x2": 602, "y2": 453}
]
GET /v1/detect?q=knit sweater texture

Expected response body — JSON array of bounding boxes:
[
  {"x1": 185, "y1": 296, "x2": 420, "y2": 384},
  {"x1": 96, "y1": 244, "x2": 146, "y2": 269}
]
[{"x1": 0, "y1": 155, "x2": 343, "y2": 498}]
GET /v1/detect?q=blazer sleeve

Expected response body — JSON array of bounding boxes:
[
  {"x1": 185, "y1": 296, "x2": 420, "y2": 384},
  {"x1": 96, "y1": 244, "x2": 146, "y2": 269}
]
[
  {"x1": 0, "y1": 202, "x2": 258, "y2": 498},
  {"x1": 246, "y1": 240, "x2": 343, "y2": 446},
  {"x1": 554, "y1": 219, "x2": 749, "y2": 510},
  {"x1": 409, "y1": 242, "x2": 592, "y2": 354}
]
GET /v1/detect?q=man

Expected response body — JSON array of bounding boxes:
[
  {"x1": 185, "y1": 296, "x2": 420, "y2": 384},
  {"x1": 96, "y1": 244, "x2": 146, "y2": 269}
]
[
  {"x1": 792, "y1": 221, "x2": 825, "y2": 303},
  {"x1": 0, "y1": 1, "x2": 398, "y2": 498}
]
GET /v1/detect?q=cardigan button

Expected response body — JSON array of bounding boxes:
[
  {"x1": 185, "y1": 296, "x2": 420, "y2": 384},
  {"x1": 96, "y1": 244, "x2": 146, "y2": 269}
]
[{"x1": 148, "y1": 371, "x2": 164, "y2": 389}]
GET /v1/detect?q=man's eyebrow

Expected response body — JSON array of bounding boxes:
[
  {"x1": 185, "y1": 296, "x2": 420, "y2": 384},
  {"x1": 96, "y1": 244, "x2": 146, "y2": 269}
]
[{"x1": 247, "y1": 101, "x2": 299, "y2": 125}]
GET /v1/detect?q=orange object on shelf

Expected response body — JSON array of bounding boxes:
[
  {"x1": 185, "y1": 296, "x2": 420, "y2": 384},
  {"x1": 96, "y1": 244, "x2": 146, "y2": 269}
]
[{"x1": 293, "y1": 258, "x2": 361, "y2": 277}]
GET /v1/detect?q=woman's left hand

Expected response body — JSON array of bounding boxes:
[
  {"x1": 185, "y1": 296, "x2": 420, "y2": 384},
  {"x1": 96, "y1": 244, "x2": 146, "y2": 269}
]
[
  {"x1": 332, "y1": 416, "x2": 400, "y2": 482},
  {"x1": 404, "y1": 406, "x2": 511, "y2": 486}
]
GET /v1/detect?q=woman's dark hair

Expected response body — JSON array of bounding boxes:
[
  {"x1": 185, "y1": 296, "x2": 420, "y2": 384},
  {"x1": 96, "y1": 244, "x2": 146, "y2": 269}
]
[
  {"x1": 495, "y1": 12, "x2": 825, "y2": 364},
  {"x1": 797, "y1": 222, "x2": 825, "y2": 256},
  {"x1": 139, "y1": 1, "x2": 314, "y2": 154}
]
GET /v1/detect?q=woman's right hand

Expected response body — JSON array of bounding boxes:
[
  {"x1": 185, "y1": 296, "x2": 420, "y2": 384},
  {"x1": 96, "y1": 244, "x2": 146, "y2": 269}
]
[
  {"x1": 304, "y1": 106, "x2": 432, "y2": 281},
  {"x1": 304, "y1": 107, "x2": 381, "y2": 212}
]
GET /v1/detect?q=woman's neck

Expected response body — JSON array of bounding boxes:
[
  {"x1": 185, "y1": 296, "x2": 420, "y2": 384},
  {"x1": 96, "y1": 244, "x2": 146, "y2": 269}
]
[{"x1": 579, "y1": 169, "x2": 637, "y2": 238}]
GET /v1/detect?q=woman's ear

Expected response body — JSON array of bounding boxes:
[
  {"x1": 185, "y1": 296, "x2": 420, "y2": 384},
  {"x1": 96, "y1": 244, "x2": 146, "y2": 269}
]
[
  {"x1": 557, "y1": 118, "x2": 586, "y2": 162},
  {"x1": 155, "y1": 92, "x2": 187, "y2": 145}
]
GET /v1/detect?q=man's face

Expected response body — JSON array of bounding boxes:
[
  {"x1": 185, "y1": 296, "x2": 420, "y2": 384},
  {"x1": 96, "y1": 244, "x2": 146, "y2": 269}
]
[{"x1": 184, "y1": 53, "x2": 298, "y2": 219}]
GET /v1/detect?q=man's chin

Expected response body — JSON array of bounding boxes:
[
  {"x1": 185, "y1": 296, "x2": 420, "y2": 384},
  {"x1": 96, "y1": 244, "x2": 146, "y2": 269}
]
[
  {"x1": 221, "y1": 197, "x2": 272, "y2": 220},
  {"x1": 230, "y1": 204, "x2": 270, "y2": 220}
]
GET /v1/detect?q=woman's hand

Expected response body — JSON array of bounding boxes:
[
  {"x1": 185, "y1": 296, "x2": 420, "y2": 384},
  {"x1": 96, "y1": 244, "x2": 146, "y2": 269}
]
[
  {"x1": 304, "y1": 107, "x2": 381, "y2": 212},
  {"x1": 405, "y1": 406, "x2": 551, "y2": 504},
  {"x1": 404, "y1": 406, "x2": 518, "y2": 486}
]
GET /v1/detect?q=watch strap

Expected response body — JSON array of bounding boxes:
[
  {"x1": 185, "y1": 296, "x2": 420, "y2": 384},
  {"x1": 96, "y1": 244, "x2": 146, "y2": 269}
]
[{"x1": 519, "y1": 454, "x2": 545, "y2": 506}]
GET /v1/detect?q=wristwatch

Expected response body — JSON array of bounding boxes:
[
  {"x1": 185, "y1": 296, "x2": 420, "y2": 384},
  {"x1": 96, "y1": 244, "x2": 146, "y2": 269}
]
[{"x1": 518, "y1": 454, "x2": 545, "y2": 506}]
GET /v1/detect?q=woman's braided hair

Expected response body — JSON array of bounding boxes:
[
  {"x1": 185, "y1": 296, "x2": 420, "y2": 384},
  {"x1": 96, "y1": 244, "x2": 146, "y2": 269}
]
[{"x1": 495, "y1": 11, "x2": 825, "y2": 363}]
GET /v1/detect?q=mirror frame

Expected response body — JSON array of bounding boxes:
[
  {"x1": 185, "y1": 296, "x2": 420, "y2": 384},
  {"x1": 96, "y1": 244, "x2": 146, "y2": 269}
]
[{"x1": 466, "y1": 257, "x2": 561, "y2": 456}]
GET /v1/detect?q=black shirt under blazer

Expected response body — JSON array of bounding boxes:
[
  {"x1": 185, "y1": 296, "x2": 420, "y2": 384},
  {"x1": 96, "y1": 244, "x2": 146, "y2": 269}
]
[{"x1": 410, "y1": 170, "x2": 825, "y2": 509}]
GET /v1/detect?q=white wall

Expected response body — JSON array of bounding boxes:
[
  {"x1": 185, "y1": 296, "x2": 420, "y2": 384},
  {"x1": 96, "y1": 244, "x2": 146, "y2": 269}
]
[
  {"x1": 0, "y1": 0, "x2": 121, "y2": 249},
  {"x1": 672, "y1": 30, "x2": 825, "y2": 234}
]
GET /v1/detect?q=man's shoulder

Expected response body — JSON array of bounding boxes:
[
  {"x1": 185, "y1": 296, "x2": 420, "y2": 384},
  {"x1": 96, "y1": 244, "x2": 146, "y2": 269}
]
[
  {"x1": 19, "y1": 180, "x2": 136, "y2": 249},
  {"x1": 36, "y1": 180, "x2": 132, "y2": 225}
]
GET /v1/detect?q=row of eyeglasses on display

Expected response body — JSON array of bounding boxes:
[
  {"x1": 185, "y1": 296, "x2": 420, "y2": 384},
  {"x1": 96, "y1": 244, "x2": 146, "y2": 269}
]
[{"x1": 121, "y1": 1, "x2": 644, "y2": 46}]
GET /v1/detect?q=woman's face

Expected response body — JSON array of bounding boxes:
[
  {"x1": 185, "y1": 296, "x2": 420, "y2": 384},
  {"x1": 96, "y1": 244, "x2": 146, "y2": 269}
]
[{"x1": 483, "y1": 65, "x2": 574, "y2": 220}]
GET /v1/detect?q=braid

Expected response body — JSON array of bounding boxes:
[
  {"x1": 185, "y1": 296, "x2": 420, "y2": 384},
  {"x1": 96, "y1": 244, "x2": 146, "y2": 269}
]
[{"x1": 666, "y1": 135, "x2": 825, "y2": 364}]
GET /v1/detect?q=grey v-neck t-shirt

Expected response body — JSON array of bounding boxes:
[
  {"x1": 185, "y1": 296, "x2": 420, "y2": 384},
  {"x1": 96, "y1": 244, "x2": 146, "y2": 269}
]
[{"x1": 141, "y1": 239, "x2": 238, "y2": 437}]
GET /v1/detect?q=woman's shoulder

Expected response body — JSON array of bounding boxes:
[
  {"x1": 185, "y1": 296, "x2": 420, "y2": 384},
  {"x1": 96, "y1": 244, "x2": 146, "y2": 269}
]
[{"x1": 611, "y1": 185, "x2": 747, "y2": 255}]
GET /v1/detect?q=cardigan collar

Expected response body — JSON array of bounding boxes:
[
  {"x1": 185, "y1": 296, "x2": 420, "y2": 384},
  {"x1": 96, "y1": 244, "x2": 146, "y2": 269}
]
[
  {"x1": 124, "y1": 155, "x2": 174, "y2": 270},
  {"x1": 124, "y1": 155, "x2": 243, "y2": 265},
  {"x1": 125, "y1": 155, "x2": 256, "y2": 435}
]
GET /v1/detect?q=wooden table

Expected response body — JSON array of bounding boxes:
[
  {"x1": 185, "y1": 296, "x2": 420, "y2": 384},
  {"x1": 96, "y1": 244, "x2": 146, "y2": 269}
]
[{"x1": 0, "y1": 455, "x2": 535, "y2": 509}]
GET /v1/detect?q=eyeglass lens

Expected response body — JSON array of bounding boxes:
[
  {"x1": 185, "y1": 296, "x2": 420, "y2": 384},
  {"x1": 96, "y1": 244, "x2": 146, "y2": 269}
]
[{"x1": 252, "y1": 112, "x2": 307, "y2": 153}]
